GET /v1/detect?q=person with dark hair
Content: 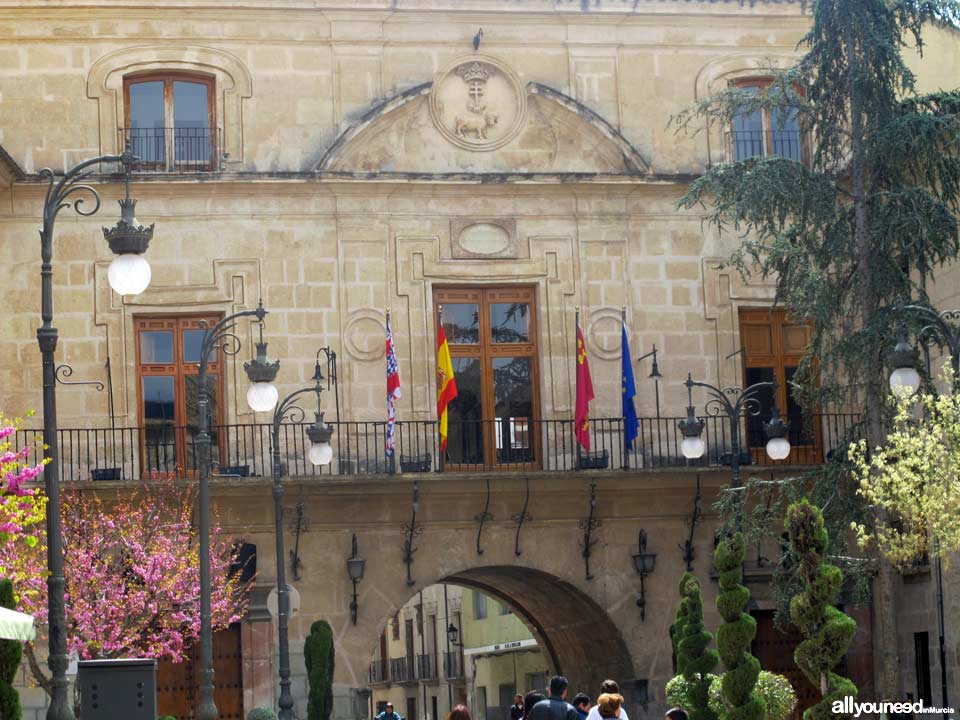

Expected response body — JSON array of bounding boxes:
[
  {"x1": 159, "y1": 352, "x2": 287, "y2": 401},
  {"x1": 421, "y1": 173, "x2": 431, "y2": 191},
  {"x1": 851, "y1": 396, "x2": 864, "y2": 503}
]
[
  {"x1": 511, "y1": 694, "x2": 525, "y2": 720},
  {"x1": 523, "y1": 691, "x2": 545, "y2": 720},
  {"x1": 571, "y1": 693, "x2": 591, "y2": 720},
  {"x1": 664, "y1": 709, "x2": 688, "y2": 720},
  {"x1": 447, "y1": 705, "x2": 472, "y2": 720},
  {"x1": 586, "y1": 681, "x2": 629, "y2": 720},
  {"x1": 377, "y1": 703, "x2": 404, "y2": 720},
  {"x1": 529, "y1": 676, "x2": 579, "y2": 720}
]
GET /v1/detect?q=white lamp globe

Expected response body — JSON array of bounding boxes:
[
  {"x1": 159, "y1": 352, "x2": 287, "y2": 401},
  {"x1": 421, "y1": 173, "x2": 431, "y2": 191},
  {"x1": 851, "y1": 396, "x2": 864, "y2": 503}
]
[
  {"x1": 107, "y1": 254, "x2": 151, "y2": 296},
  {"x1": 680, "y1": 435, "x2": 706, "y2": 460},
  {"x1": 765, "y1": 436, "x2": 791, "y2": 461},
  {"x1": 308, "y1": 441, "x2": 333, "y2": 467},
  {"x1": 246, "y1": 382, "x2": 279, "y2": 413},
  {"x1": 889, "y1": 367, "x2": 921, "y2": 396}
]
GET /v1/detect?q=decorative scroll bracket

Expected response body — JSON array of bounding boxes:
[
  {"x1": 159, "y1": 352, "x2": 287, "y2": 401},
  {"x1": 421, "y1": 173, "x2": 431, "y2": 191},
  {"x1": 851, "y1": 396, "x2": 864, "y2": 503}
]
[
  {"x1": 285, "y1": 502, "x2": 309, "y2": 581},
  {"x1": 578, "y1": 479, "x2": 602, "y2": 580},
  {"x1": 402, "y1": 482, "x2": 424, "y2": 586},
  {"x1": 474, "y1": 477, "x2": 494, "y2": 555},
  {"x1": 679, "y1": 474, "x2": 702, "y2": 572},
  {"x1": 55, "y1": 363, "x2": 105, "y2": 391},
  {"x1": 510, "y1": 477, "x2": 532, "y2": 557}
]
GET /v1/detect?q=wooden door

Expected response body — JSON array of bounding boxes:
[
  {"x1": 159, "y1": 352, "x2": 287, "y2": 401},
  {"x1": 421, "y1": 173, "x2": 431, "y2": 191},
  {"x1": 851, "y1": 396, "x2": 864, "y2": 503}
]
[
  {"x1": 156, "y1": 624, "x2": 244, "y2": 720},
  {"x1": 751, "y1": 611, "x2": 818, "y2": 720}
]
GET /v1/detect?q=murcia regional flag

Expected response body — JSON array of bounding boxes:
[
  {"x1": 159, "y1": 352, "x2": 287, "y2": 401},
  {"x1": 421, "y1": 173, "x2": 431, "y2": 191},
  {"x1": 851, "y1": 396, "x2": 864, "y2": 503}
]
[{"x1": 436, "y1": 322, "x2": 458, "y2": 452}]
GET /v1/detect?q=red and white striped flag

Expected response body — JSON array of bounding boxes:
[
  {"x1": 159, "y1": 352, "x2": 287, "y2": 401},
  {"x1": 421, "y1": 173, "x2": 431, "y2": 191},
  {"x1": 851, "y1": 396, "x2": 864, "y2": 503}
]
[{"x1": 386, "y1": 315, "x2": 401, "y2": 456}]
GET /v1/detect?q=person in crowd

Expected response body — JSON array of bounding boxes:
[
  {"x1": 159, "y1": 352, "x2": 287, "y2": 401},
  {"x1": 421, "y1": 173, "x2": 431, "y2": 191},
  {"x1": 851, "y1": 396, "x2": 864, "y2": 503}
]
[
  {"x1": 572, "y1": 693, "x2": 591, "y2": 720},
  {"x1": 664, "y1": 709, "x2": 688, "y2": 720},
  {"x1": 511, "y1": 694, "x2": 525, "y2": 720},
  {"x1": 447, "y1": 705, "x2": 472, "y2": 720},
  {"x1": 523, "y1": 690, "x2": 545, "y2": 720},
  {"x1": 597, "y1": 694, "x2": 623, "y2": 720},
  {"x1": 586, "y1": 681, "x2": 629, "y2": 720},
  {"x1": 529, "y1": 676, "x2": 580, "y2": 720},
  {"x1": 377, "y1": 703, "x2": 403, "y2": 720}
]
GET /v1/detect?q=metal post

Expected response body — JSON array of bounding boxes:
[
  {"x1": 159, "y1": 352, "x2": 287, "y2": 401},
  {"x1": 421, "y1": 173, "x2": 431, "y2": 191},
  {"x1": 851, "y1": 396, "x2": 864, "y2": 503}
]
[
  {"x1": 37, "y1": 149, "x2": 133, "y2": 720},
  {"x1": 443, "y1": 583, "x2": 453, "y2": 713},
  {"x1": 196, "y1": 304, "x2": 268, "y2": 720}
]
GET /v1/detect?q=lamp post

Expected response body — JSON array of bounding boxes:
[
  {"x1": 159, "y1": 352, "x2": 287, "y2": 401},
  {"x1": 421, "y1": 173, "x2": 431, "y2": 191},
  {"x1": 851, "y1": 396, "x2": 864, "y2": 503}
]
[
  {"x1": 196, "y1": 303, "x2": 279, "y2": 720},
  {"x1": 250, "y1": 347, "x2": 335, "y2": 720},
  {"x1": 677, "y1": 373, "x2": 790, "y2": 517},
  {"x1": 36, "y1": 145, "x2": 154, "y2": 720},
  {"x1": 889, "y1": 304, "x2": 958, "y2": 709}
]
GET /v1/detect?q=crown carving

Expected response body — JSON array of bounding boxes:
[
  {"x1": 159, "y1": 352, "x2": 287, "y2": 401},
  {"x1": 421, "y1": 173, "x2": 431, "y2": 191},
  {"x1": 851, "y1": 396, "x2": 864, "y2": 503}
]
[{"x1": 457, "y1": 62, "x2": 492, "y2": 83}]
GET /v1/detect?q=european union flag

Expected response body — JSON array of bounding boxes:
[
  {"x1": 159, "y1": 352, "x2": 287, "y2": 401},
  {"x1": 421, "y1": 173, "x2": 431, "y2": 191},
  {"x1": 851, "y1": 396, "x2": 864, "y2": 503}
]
[{"x1": 621, "y1": 321, "x2": 639, "y2": 450}]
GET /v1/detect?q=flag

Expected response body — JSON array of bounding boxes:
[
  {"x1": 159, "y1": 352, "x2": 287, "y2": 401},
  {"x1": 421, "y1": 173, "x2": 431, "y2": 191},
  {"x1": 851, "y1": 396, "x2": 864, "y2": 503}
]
[
  {"x1": 386, "y1": 316, "x2": 401, "y2": 456},
  {"x1": 575, "y1": 316, "x2": 594, "y2": 451},
  {"x1": 621, "y1": 321, "x2": 638, "y2": 450},
  {"x1": 436, "y1": 322, "x2": 458, "y2": 452}
]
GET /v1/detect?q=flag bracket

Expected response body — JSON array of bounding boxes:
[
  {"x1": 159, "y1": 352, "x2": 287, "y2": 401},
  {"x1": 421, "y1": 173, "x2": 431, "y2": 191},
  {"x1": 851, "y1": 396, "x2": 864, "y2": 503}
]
[
  {"x1": 510, "y1": 477, "x2": 532, "y2": 557},
  {"x1": 473, "y1": 477, "x2": 494, "y2": 555},
  {"x1": 678, "y1": 474, "x2": 702, "y2": 572},
  {"x1": 401, "y1": 482, "x2": 424, "y2": 586},
  {"x1": 578, "y1": 479, "x2": 602, "y2": 581}
]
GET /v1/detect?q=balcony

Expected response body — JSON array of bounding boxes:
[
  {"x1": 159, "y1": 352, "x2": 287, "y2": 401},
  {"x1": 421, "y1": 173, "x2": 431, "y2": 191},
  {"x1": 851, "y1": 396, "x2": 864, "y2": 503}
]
[
  {"x1": 119, "y1": 127, "x2": 221, "y2": 172},
  {"x1": 13, "y1": 413, "x2": 860, "y2": 483},
  {"x1": 443, "y1": 652, "x2": 463, "y2": 681},
  {"x1": 368, "y1": 659, "x2": 389, "y2": 685},
  {"x1": 730, "y1": 129, "x2": 803, "y2": 163},
  {"x1": 416, "y1": 654, "x2": 436, "y2": 682},
  {"x1": 389, "y1": 657, "x2": 416, "y2": 685}
]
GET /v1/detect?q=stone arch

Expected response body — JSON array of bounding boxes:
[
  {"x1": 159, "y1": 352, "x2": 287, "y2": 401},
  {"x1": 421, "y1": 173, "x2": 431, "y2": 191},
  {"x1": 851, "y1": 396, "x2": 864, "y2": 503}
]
[
  {"x1": 86, "y1": 44, "x2": 253, "y2": 165},
  {"x1": 315, "y1": 82, "x2": 648, "y2": 175},
  {"x1": 361, "y1": 566, "x2": 635, "y2": 699}
]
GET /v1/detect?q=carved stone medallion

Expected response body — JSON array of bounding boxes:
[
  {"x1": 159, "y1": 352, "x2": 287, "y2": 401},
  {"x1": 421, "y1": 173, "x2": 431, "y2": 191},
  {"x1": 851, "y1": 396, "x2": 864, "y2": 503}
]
[{"x1": 429, "y1": 55, "x2": 527, "y2": 151}]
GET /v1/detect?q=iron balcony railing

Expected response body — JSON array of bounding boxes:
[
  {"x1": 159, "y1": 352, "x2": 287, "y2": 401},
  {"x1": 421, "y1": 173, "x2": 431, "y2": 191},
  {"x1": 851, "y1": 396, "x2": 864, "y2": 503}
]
[
  {"x1": 13, "y1": 413, "x2": 861, "y2": 483},
  {"x1": 119, "y1": 127, "x2": 221, "y2": 172},
  {"x1": 368, "y1": 655, "x2": 441, "y2": 685},
  {"x1": 443, "y1": 651, "x2": 463, "y2": 680},
  {"x1": 369, "y1": 659, "x2": 389, "y2": 685},
  {"x1": 730, "y1": 129, "x2": 803, "y2": 162},
  {"x1": 389, "y1": 657, "x2": 416, "y2": 684},
  {"x1": 416, "y1": 654, "x2": 436, "y2": 681}
]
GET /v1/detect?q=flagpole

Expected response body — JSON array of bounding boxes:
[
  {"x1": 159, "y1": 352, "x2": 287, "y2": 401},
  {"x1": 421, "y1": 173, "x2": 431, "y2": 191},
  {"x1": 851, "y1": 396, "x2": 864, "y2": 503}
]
[
  {"x1": 575, "y1": 305, "x2": 581, "y2": 470},
  {"x1": 621, "y1": 306, "x2": 630, "y2": 471},
  {"x1": 438, "y1": 303, "x2": 445, "y2": 474}
]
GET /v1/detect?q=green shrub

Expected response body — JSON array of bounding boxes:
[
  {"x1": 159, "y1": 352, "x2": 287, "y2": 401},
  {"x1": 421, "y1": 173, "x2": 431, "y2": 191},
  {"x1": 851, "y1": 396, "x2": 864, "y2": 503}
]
[
  {"x1": 708, "y1": 671, "x2": 796, "y2": 720},
  {"x1": 246, "y1": 708, "x2": 279, "y2": 720},
  {"x1": 0, "y1": 579, "x2": 22, "y2": 720},
  {"x1": 714, "y1": 534, "x2": 764, "y2": 720},
  {"x1": 304, "y1": 619, "x2": 335, "y2": 720},
  {"x1": 786, "y1": 500, "x2": 857, "y2": 720},
  {"x1": 675, "y1": 573, "x2": 719, "y2": 720}
]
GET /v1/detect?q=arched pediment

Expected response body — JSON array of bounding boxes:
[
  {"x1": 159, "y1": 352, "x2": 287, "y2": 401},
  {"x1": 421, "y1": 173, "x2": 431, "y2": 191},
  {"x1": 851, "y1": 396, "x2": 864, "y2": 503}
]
[{"x1": 316, "y1": 75, "x2": 649, "y2": 176}]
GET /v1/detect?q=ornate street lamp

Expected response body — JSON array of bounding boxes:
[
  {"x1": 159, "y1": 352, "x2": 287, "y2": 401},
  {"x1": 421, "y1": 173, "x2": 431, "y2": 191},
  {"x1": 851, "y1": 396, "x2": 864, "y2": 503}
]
[
  {"x1": 888, "y1": 332, "x2": 922, "y2": 396},
  {"x1": 36, "y1": 144, "x2": 153, "y2": 720},
  {"x1": 631, "y1": 528, "x2": 656, "y2": 621},
  {"x1": 446, "y1": 622, "x2": 460, "y2": 647},
  {"x1": 346, "y1": 534, "x2": 365, "y2": 626},
  {"x1": 247, "y1": 346, "x2": 335, "y2": 720},
  {"x1": 677, "y1": 373, "x2": 789, "y2": 504},
  {"x1": 196, "y1": 302, "x2": 278, "y2": 720}
]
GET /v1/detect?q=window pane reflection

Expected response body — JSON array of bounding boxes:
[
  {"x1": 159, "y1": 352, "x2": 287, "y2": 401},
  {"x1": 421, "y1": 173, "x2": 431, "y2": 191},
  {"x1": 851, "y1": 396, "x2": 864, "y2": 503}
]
[
  {"x1": 183, "y1": 329, "x2": 216, "y2": 363},
  {"x1": 446, "y1": 357, "x2": 482, "y2": 464},
  {"x1": 128, "y1": 81, "x2": 165, "y2": 164},
  {"x1": 173, "y1": 81, "x2": 211, "y2": 163},
  {"x1": 493, "y1": 357, "x2": 533, "y2": 463},
  {"x1": 140, "y1": 331, "x2": 174, "y2": 364},
  {"x1": 184, "y1": 374, "x2": 220, "y2": 471},
  {"x1": 143, "y1": 375, "x2": 175, "y2": 471},
  {"x1": 442, "y1": 304, "x2": 479, "y2": 344},
  {"x1": 490, "y1": 303, "x2": 530, "y2": 343},
  {"x1": 744, "y1": 366, "x2": 775, "y2": 449}
]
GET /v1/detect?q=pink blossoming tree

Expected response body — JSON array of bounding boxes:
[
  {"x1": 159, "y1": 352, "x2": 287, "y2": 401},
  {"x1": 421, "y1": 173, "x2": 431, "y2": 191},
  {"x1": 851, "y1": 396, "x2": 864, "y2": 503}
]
[{"x1": 0, "y1": 415, "x2": 250, "y2": 695}]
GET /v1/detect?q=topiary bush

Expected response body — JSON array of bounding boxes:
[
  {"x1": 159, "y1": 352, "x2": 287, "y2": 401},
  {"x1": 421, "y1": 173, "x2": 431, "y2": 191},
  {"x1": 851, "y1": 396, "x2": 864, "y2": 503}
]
[
  {"x1": 708, "y1": 670, "x2": 796, "y2": 720},
  {"x1": 675, "y1": 573, "x2": 719, "y2": 720},
  {"x1": 304, "y1": 619, "x2": 335, "y2": 720},
  {"x1": 714, "y1": 533, "x2": 764, "y2": 720},
  {"x1": 246, "y1": 708, "x2": 279, "y2": 720},
  {"x1": 0, "y1": 579, "x2": 22, "y2": 720},
  {"x1": 786, "y1": 500, "x2": 857, "y2": 720}
]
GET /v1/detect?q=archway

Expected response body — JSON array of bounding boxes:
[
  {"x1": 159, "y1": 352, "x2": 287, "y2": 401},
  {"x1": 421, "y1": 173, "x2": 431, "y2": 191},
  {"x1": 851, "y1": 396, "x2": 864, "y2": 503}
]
[{"x1": 364, "y1": 565, "x2": 635, "y2": 720}]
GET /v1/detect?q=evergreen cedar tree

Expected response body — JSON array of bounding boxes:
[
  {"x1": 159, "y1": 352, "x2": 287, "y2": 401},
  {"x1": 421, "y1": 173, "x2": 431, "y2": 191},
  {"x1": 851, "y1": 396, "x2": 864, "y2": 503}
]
[
  {"x1": 305, "y1": 619, "x2": 335, "y2": 720},
  {"x1": 786, "y1": 500, "x2": 857, "y2": 720},
  {"x1": 674, "y1": 0, "x2": 960, "y2": 696}
]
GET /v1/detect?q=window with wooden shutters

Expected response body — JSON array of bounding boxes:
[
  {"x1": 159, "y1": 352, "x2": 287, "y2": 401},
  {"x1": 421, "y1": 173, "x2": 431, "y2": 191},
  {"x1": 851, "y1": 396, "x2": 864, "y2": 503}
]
[
  {"x1": 738, "y1": 308, "x2": 820, "y2": 463},
  {"x1": 135, "y1": 315, "x2": 225, "y2": 477},
  {"x1": 434, "y1": 286, "x2": 540, "y2": 470}
]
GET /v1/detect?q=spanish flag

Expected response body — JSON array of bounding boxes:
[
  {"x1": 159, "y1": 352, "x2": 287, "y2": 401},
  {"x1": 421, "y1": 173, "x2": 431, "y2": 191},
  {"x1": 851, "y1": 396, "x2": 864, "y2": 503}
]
[{"x1": 436, "y1": 322, "x2": 458, "y2": 451}]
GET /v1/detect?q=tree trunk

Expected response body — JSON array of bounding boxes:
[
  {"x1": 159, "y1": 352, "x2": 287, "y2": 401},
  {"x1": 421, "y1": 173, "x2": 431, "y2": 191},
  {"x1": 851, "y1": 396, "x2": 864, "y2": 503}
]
[
  {"x1": 23, "y1": 642, "x2": 52, "y2": 697},
  {"x1": 848, "y1": 31, "x2": 899, "y2": 701}
]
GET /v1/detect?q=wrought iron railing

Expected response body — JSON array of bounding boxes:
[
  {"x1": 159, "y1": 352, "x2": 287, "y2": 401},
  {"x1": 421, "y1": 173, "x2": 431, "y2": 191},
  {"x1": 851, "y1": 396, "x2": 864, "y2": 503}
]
[
  {"x1": 416, "y1": 653, "x2": 435, "y2": 681},
  {"x1": 367, "y1": 655, "x2": 442, "y2": 685},
  {"x1": 368, "y1": 659, "x2": 389, "y2": 685},
  {"x1": 13, "y1": 413, "x2": 860, "y2": 483},
  {"x1": 730, "y1": 129, "x2": 802, "y2": 162},
  {"x1": 443, "y1": 651, "x2": 463, "y2": 680},
  {"x1": 119, "y1": 127, "x2": 220, "y2": 172},
  {"x1": 389, "y1": 657, "x2": 416, "y2": 684}
]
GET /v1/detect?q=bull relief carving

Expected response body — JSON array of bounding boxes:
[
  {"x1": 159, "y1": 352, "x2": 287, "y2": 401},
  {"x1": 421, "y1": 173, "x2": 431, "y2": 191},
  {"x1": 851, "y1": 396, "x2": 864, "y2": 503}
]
[{"x1": 430, "y1": 55, "x2": 527, "y2": 151}]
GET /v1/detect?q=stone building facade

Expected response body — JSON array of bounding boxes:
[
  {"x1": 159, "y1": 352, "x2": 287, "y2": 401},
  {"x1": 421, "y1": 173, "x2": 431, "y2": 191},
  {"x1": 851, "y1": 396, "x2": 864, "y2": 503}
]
[{"x1": 1, "y1": 1, "x2": 959, "y2": 719}]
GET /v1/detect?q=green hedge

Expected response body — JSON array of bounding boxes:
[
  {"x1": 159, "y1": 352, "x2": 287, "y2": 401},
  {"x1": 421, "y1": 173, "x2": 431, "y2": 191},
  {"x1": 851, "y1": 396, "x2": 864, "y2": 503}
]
[{"x1": 305, "y1": 620, "x2": 335, "y2": 720}]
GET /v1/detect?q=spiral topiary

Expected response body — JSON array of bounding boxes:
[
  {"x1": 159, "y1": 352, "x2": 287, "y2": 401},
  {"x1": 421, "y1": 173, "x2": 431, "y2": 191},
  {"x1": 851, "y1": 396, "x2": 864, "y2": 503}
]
[
  {"x1": 708, "y1": 671, "x2": 796, "y2": 720},
  {"x1": 786, "y1": 500, "x2": 857, "y2": 720},
  {"x1": 0, "y1": 579, "x2": 22, "y2": 720},
  {"x1": 714, "y1": 533, "x2": 764, "y2": 720},
  {"x1": 675, "y1": 572, "x2": 719, "y2": 720},
  {"x1": 305, "y1": 619, "x2": 335, "y2": 720},
  {"x1": 670, "y1": 572, "x2": 691, "y2": 675}
]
